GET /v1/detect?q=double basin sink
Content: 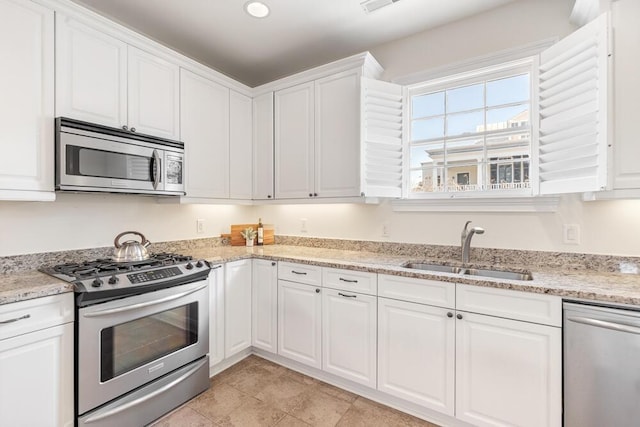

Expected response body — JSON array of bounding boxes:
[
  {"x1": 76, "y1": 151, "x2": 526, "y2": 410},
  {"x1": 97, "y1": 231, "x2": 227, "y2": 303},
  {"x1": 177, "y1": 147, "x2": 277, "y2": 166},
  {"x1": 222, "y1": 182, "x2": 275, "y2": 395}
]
[{"x1": 402, "y1": 262, "x2": 533, "y2": 281}]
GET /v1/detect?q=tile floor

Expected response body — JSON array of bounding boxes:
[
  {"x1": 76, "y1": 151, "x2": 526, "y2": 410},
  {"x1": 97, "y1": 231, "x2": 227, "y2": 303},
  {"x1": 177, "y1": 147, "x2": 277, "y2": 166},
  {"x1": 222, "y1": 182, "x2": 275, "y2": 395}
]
[{"x1": 151, "y1": 355, "x2": 439, "y2": 427}]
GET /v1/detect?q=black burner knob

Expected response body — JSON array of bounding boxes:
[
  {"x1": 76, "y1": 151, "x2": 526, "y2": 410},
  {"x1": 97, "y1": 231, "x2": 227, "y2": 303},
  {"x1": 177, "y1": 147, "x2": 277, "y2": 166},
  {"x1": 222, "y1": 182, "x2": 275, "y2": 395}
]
[
  {"x1": 195, "y1": 260, "x2": 204, "y2": 268},
  {"x1": 108, "y1": 276, "x2": 119, "y2": 285},
  {"x1": 91, "y1": 278, "x2": 103, "y2": 287},
  {"x1": 186, "y1": 262, "x2": 194, "y2": 270}
]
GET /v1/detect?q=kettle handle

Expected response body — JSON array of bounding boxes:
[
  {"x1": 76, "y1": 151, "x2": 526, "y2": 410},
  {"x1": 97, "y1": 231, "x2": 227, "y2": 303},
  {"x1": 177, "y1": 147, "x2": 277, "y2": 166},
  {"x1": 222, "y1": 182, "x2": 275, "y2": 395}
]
[{"x1": 114, "y1": 231, "x2": 150, "y2": 248}]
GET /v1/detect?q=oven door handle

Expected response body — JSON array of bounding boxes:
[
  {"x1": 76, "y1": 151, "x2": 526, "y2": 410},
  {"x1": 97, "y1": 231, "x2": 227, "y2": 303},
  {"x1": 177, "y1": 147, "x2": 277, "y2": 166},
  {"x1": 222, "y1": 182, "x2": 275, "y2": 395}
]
[
  {"x1": 82, "y1": 282, "x2": 207, "y2": 318},
  {"x1": 83, "y1": 357, "x2": 208, "y2": 424}
]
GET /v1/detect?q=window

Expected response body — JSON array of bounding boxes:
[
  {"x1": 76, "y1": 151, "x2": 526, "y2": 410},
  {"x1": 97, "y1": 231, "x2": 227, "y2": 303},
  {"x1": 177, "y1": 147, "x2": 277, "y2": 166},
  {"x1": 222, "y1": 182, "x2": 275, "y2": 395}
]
[{"x1": 407, "y1": 62, "x2": 533, "y2": 197}]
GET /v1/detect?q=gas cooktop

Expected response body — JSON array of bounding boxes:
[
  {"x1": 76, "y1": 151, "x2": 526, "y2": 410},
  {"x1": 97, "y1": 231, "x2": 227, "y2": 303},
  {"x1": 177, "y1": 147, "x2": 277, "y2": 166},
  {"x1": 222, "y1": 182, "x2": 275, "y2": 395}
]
[{"x1": 40, "y1": 252, "x2": 211, "y2": 305}]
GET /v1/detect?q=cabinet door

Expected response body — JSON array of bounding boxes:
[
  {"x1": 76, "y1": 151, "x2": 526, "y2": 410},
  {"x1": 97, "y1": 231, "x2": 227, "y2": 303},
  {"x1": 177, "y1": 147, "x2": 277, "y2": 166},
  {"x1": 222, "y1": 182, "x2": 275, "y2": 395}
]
[
  {"x1": 455, "y1": 312, "x2": 561, "y2": 427},
  {"x1": 378, "y1": 298, "x2": 455, "y2": 415},
  {"x1": 277, "y1": 279, "x2": 322, "y2": 368},
  {"x1": 253, "y1": 92, "x2": 274, "y2": 200},
  {"x1": 0, "y1": 0, "x2": 54, "y2": 197},
  {"x1": 128, "y1": 46, "x2": 180, "y2": 140},
  {"x1": 55, "y1": 15, "x2": 127, "y2": 129},
  {"x1": 180, "y1": 69, "x2": 230, "y2": 198},
  {"x1": 275, "y1": 82, "x2": 315, "y2": 199},
  {"x1": 0, "y1": 323, "x2": 73, "y2": 427},
  {"x1": 224, "y1": 260, "x2": 252, "y2": 358},
  {"x1": 252, "y1": 259, "x2": 278, "y2": 353},
  {"x1": 322, "y1": 288, "x2": 376, "y2": 388},
  {"x1": 208, "y1": 265, "x2": 225, "y2": 367},
  {"x1": 230, "y1": 91, "x2": 253, "y2": 200},
  {"x1": 315, "y1": 70, "x2": 361, "y2": 198}
]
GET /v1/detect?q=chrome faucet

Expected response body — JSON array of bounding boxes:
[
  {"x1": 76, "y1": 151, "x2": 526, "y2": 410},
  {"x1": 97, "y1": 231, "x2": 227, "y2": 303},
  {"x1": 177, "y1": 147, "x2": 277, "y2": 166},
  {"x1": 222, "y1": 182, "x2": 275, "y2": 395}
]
[{"x1": 461, "y1": 221, "x2": 485, "y2": 264}]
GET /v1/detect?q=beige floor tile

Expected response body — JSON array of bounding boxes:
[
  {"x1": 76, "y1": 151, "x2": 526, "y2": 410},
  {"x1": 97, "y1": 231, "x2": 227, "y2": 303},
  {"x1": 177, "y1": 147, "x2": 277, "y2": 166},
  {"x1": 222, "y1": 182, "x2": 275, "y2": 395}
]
[
  {"x1": 150, "y1": 406, "x2": 214, "y2": 427},
  {"x1": 337, "y1": 397, "x2": 436, "y2": 427},
  {"x1": 250, "y1": 355, "x2": 289, "y2": 375},
  {"x1": 313, "y1": 381, "x2": 359, "y2": 403},
  {"x1": 187, "y1": 383, "x2": 251, "y2": 423},
  {"x1": 215, "y1": 396, "x2": 287, "y2": 427},
  {"x1": 223, "y1": 361, "x2": 286, "y2": 396},
  {"x1": 275, "y1": 414, "x2": 312, "y2": 426},
  {"x1": 287, "y1": 389, "x2": 352, "y2": 427},
  {"x1": 254, "y1": 372, "x2": 312, "y2": 412},
  {"x1": 281, "y1": 369, "x2": 320, "y2": 386}
]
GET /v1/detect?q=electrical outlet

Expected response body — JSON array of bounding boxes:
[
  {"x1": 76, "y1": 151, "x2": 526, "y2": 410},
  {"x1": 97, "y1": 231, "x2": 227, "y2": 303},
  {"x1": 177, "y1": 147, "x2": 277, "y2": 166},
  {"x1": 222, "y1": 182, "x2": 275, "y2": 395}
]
[
  {"x1": 563, "y1": 224, "x2": 580, "y2": 245},
  {"x1": 196, "y1": 219, "x2": 204, "y2": 234},
  {"x1": 301, "y1": 218, "x2": 308, "y2": 233}
]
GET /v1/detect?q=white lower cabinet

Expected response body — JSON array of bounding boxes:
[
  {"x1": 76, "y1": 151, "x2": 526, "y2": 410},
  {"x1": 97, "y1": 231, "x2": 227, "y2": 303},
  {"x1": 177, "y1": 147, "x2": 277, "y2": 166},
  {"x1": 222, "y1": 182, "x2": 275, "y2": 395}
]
[
  {"x1": 277, "y1": 279, "x2": 322, "y2": 369},
  {"x1": 455, "y1": 311, "x2": 561, "y2": 427},
  {"x1": 0, "y1": 294, "x2": 74, "y2": 427},
  {"x1": 224, "y1": 260, "x2": 252, "y2": 358},
  {"x1": 208, "y1": 265, "x2": 225, "y2": 367},
  {"x1": 322, "y1": 288, "x2": 376, "y2": 388},
  {"x1": 252, "y1": 259, "x2": 278, "y2": 353},
  {"x1": 377, "y1": 297, "x2": 455, "y2": 415}
]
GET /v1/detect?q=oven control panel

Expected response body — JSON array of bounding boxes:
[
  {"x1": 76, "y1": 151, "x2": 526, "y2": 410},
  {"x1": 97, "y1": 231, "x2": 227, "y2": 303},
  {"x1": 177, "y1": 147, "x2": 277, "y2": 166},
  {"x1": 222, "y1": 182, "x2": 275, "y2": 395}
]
[{"x1": 127, "y1": 266, "x2": 183, "y2": 284}]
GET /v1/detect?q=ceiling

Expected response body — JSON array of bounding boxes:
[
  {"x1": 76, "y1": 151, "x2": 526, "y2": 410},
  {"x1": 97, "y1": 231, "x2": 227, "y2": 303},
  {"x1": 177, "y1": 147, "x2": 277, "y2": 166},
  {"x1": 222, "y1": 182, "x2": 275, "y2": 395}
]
[{"x1": 70, "y1": 0, "x2": 518, "y2": 87}]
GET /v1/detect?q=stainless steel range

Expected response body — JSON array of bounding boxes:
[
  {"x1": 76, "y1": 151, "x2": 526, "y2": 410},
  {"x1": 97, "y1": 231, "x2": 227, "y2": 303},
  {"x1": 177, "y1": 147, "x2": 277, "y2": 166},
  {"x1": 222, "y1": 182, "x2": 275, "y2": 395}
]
[{"x1": 41, "y1": 253, "x2": 212, "y2": 427}]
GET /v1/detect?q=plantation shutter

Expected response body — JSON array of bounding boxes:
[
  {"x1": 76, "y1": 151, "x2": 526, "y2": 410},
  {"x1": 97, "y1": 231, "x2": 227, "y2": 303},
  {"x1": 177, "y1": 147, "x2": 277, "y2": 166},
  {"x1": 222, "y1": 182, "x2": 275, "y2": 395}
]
[
  {"x1": 361, "y1": 78, "x2": 403, "y2": 197},
  {"x1": 537, "y1": 13, "x2": 610, "y2": 195}
]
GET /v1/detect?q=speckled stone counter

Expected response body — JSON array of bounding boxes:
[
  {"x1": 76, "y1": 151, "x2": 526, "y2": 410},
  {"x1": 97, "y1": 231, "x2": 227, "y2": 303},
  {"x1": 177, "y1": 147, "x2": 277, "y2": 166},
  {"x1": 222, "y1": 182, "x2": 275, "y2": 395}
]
[
  {"x1": 0, "y1": 270, "x2": 74, "y2": 305},
  {"x1": 3, "y1": 243, "x2": 640, "y2": 307}
]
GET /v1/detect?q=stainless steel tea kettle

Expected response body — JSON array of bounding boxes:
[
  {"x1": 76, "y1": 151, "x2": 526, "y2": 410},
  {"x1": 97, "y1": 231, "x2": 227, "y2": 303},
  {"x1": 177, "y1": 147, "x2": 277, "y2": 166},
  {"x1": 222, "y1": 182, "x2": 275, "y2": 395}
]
[{"x1": 112, "y1": 231, "x2": 151, "y2": 262}]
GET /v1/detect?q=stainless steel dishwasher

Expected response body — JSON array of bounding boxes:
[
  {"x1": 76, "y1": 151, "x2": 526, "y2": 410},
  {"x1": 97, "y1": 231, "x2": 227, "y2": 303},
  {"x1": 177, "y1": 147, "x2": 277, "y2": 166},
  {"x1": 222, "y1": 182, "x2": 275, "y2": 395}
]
[{"x1": 564, "y1": 301, "x2": 640, "y2": 427}]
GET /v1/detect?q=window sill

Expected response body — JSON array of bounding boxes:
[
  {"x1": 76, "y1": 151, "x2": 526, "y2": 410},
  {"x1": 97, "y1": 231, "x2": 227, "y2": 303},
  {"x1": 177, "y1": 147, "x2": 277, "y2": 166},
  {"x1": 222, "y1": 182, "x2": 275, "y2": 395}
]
[{"x1": 391, "y1": 195, "x2": 560, "y2": 212}]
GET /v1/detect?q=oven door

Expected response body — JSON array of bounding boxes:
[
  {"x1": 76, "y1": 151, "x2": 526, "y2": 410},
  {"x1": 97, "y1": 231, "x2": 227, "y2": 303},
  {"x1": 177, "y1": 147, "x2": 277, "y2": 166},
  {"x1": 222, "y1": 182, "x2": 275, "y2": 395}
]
[{"x1": 77, "y1": 280, "x2": 209, "y2": 416}]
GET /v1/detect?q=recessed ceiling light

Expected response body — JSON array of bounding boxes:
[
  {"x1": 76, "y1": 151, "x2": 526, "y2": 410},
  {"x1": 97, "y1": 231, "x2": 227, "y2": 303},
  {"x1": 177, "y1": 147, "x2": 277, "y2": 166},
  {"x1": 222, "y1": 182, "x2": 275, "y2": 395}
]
[{"x1": 245, "y1": 1, "x2": 270, "y2": 18}]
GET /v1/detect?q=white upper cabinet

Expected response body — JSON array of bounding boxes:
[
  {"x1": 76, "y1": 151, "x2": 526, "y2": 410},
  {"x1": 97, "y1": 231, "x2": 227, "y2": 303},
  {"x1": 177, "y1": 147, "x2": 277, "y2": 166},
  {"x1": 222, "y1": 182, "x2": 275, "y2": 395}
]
[
  {"x1": 230, "y1": 91, "x2": 253, "y2": 200},
  {"x1": 56, "y1": 15, "x2": 127, "y2": 129},
  {"x1": 56, "y1": 14, "x2": 180, "y2": 141},
  {"x1": 253, "y1": 92, "x2": 275, "y2": 200},
  {"x1": 180, "y1": 69, "x2": 230, "y2": 199},
  {"x1": 275, "y1": 81, "x2": 315, "y2": 199},
  {"x1": 0, "y1": 0, "x2": 54, "y2": 201},
  {"x1": 128, "y1": 46, "x2": 180, "y2": 140},
  {"x1": 315, "y1": 70, "x2": 362, "y2": 198}
]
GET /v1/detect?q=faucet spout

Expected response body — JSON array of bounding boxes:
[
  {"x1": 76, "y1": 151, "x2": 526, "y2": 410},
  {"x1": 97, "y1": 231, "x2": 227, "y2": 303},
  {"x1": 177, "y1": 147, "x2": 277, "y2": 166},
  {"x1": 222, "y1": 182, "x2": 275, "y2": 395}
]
[{"x1": 461, "y1": 221, "x2": 484, "y2": 264}]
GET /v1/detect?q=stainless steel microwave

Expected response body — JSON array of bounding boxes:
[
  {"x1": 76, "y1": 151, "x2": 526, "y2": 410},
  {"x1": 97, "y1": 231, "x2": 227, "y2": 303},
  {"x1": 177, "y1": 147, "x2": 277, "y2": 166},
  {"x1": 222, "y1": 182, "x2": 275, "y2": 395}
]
[{"x1": 55, "y1": 118, "x2": 185, "y2": 196}]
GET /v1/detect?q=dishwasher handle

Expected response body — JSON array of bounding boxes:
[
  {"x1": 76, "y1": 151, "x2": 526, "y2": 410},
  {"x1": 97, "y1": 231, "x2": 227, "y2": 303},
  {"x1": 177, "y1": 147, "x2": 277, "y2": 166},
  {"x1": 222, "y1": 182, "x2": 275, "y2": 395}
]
[{"x1": 567, "y1": 315, "x2": 640, "y2": 335}]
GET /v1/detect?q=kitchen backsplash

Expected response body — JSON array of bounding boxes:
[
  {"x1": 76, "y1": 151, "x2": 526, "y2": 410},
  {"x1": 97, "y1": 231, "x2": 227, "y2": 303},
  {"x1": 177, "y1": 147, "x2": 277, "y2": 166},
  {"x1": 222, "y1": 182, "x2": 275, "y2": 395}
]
[{"x1": 2, "y1": 235, "x2": 639, "y2": 275}]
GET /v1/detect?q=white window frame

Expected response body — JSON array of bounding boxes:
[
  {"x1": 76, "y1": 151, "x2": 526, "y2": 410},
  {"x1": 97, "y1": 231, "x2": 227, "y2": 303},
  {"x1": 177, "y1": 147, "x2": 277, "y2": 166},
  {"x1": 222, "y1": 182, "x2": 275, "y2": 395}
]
[{"x1": 405, "y1": 57, "x2": 536, "y2": 200}]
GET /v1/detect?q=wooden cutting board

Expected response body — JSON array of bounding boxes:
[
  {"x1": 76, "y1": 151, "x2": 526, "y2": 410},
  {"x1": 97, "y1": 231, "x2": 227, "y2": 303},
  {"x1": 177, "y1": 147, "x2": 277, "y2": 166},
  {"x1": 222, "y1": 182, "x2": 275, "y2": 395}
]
[{"x1": 222, "y1": 224, "x2": 275, "y2": 246}]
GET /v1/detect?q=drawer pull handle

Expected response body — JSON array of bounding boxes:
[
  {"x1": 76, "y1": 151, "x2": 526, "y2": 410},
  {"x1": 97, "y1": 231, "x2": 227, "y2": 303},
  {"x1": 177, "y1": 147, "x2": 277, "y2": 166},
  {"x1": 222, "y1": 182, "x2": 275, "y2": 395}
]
[
  {"x1": 0, "y1": 314, "x2": 31, "y2": 324},
  {"x1": 291, "y1": 270, "x2": 307, "y2": 275},
  {"x1": 339, "y1": 278, "x2": 358, "y2": 283},
  {"x1": 338, "y1": 292, "x2": 357, "y2": 298}
]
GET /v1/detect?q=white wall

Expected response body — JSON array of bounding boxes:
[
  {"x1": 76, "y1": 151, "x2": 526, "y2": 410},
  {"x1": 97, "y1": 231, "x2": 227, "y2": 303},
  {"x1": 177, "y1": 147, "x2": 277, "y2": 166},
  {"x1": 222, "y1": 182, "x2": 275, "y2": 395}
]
[{"x1": 0, "y1": 193, "x2": 255, "y2": 256}]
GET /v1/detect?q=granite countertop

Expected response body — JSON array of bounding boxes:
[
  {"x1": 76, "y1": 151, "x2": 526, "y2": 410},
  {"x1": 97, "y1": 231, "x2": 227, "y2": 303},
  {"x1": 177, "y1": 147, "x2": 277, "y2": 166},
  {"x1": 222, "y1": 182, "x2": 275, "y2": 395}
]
[{"x1": 3, "y1": 245, "x2": 640, "y2": 306}]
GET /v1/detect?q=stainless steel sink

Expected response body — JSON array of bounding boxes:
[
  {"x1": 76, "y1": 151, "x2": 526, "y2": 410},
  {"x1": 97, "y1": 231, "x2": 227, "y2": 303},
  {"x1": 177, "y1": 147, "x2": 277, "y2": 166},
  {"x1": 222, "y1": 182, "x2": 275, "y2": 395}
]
[
  {"x1": 462, "y1": 268, "x2": 533, "y2": 281},
  {"x1": 402, "y1": 262, "x2": 533, "y2": 281},
  {"x1": 401, "y1": 262, "x2": 464, "y2": 274}
]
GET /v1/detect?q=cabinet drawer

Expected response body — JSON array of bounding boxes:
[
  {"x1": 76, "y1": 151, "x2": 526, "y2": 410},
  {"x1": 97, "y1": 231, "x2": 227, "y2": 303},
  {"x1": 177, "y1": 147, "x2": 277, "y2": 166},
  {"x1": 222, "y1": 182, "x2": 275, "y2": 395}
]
[
  {"x1": 378, "y1": 274, "x2": 455, "y2": 309},
  {"x1": 323, "y1": 268, "x2": 377, "y2": 295},
  {"x1": 456, "y1": 284, "x2": 561, "y2": 327},
  {"x1": 278, "y1": 262, "x2": 322, "y2": 286},
  {"x1": 0, "y1": 294, "x2": 74, "y2": 341}
]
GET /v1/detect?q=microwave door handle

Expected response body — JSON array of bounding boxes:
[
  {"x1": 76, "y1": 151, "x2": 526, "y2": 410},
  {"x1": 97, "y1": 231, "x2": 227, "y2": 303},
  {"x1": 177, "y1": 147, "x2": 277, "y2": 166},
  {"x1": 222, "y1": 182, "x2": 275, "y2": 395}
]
[{"x1": 151, "y1": 149, "x2": 161, "y2": 189}]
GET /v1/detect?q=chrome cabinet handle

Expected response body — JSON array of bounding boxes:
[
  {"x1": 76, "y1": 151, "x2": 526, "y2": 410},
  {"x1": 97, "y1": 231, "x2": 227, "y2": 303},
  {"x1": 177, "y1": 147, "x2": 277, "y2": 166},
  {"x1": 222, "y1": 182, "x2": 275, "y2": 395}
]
[
  {"x1": 456, "y1": 313, "x2": 463, "y2": 319},
  {"x1": 122, "y1": 125, "x2": 128, "y2": 131},
  {"x1": 83, "y1": 283, "x2": 207, "y2": 318},
  {"x1": 291, "y1": 270, "x2": 307, "y2": 275},
  {"x1": 315, "y1": 288, "x2": 320, "y2": 293},
  {"x1": 83, "y1": 357, "x2": 208, "y2": 423},
  {"x1": 130, "y1": 127, "x2": 136, "y2": 132},
  {"x1": 567, "y1": 316, "x2": 640, "y2": 335},
  {"x1": 271, "y1": 262, "x2": 276, "y2": 266},
  {"x1": 339, "y1": 278, "x2": 358, "y2": 283},
  {"x1": 447, "y1": 312, "x2": 453, "y2": 318},
  {"x1": 0, "y1": 314, "x2": 31, "y2": 324},
  {"x1": 338, "y1": 292, "x2": 357, "y2": 298}
]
